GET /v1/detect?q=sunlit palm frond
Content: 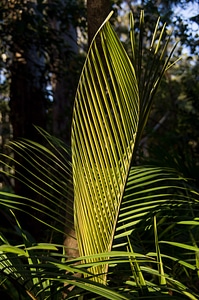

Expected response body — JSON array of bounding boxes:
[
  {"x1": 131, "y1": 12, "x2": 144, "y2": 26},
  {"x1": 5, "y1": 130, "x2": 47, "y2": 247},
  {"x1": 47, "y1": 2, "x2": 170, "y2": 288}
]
[
  {"x1": 113, "y1": 166, "x2": 197, "y2": 243},
  {"x1": 111, "y1": 165, "x2": 199, "y2": 297},
  {"x1": 72, "y1": 12, "x2": 139, "y2": 282},
  {"x1": 72, "y1": 10, "x2": 178, "y2": 281}
]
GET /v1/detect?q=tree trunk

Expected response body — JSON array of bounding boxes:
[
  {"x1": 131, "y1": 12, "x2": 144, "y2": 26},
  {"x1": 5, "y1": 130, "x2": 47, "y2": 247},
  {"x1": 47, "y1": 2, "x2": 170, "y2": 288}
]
[
  {"x1": 87, "y1": 0, "x2": 110, "y2": 46},
  {"x1": 10, "y1": 50, "x2": 46, "y2": 142},
  {"x1": 52, "y1": 21, "x2": 78, "y2": 145},
  {"x1": 9, "y1": 47, "x2": 47, "y2": 240},
  {"x1": 48, "y1": 0, "x2": 79, "y2": 257}
]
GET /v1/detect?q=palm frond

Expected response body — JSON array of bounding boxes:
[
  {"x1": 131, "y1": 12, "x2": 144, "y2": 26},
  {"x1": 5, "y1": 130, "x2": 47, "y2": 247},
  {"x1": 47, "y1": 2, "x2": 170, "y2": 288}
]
[
  {"x1": 72, "y1": 10, "x2": 179, "y2": 281},
  {"x1": 1, "y1": 128, "x2": 74, "y2": 238},
  {"x1": 113, "y1": 166, "x2": 197, "y2": 242}
]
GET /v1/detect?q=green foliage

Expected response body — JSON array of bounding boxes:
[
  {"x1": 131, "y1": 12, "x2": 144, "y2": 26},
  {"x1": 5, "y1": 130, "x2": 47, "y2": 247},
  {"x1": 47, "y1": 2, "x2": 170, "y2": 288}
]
[
  {"x1": 71, "y1": 9, "x2": 179, "y2": 282},
  {"x1": 141, "y1": 58, "x2": 199, "y2": 186},
  {"x1": 0, "y1": 0, "x2": 85, "y2": 65},
  {"x1": 0, "y1": 9, "x2": 199, "y2": 300}
]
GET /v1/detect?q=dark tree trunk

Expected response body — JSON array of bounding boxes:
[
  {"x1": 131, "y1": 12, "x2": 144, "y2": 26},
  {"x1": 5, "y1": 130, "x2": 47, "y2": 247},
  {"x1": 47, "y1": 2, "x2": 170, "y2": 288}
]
[
  {"x1": 48, "y1": 0, "x2": 79, "y2": 255},
  {"x1": 52, "y1": 22, "x2": 78, "y2": 146},
  {"x1": 87, "y1": 0, "x2": 110, "y2": 46},
  {"x1": 10, "y1": 57, "x2": 46, "y2": 142},
  {"x1": 9, "y1": 50, "x2": 47, "y2": 240}
]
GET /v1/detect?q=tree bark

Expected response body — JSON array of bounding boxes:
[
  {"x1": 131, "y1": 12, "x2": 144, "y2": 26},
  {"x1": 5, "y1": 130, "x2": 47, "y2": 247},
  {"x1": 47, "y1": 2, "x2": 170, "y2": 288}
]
[{"x1": 87, "y1": 0, "x2": 110, "y2": 46}]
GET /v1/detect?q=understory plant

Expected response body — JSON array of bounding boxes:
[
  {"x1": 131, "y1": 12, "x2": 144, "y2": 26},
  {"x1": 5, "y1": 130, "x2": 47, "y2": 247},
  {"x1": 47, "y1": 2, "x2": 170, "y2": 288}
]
[{"x1": 0, "y1": 10, "x2": 199, "y2": 300}]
